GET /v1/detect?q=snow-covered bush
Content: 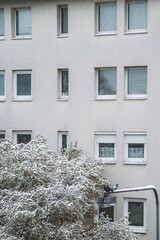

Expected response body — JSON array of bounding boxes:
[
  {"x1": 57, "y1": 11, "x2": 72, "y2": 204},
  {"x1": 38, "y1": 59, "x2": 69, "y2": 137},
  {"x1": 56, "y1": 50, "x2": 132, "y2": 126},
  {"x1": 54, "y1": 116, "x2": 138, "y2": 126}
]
[{"x1": 0, "y1": 134, "x2": 139, "y2": 240}]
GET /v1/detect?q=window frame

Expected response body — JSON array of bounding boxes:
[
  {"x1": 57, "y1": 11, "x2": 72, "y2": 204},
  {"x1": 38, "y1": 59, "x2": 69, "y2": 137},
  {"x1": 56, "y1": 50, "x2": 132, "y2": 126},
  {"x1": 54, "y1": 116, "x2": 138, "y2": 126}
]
[
  {"x1": 125, "y1": 0, "x2": 148, "y2": 34},
  {"x1": 95, "y1": 1, "x2": 117, "y2": 35},
  {"x1": 13, "y1": 131, "x2": 32, "y2": 144},
  {"x1": 0, "y1": 8, "x2": 5, "y2": 39},
  {"x1": 124, "y1": 132, "x2": 147, "y2": 164},
  {"x1": 125, "y1": 66, "x2": 147, "y2": 99},
  {"x1": 96, "y1": 67, "x2": 117, "y2": 100},
  {"x1": 58, "y1": 131, "x2": 68, "y2": 150},
  {"x1": 124, "y1": 198, "x2": 147, "y2": 233},
  {"x1": 12, "y1": 7, "x2": 32, "y2": 39},
  {"x1": 13, "y1": 70, "x2": 32, "y2": 101},
  {"x1": 58, "y1": 69, "x2": 69, "y2": 100},
  {"x1": 0, "y1": 71, "x2": 6, "y2": 101},
  {"x1": 95, "y1": 131, "x2": 116, "y2": 164},
  {"x1": 57, "y1": 5, "x2": 68, "y2": 37}
]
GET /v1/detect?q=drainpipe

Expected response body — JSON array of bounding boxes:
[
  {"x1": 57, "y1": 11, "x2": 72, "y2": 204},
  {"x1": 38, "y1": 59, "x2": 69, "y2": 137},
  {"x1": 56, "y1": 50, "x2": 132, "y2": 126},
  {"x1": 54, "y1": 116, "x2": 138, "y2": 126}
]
[{"x1": 113, "y1": 185, "x2": 159, "y2": 240}]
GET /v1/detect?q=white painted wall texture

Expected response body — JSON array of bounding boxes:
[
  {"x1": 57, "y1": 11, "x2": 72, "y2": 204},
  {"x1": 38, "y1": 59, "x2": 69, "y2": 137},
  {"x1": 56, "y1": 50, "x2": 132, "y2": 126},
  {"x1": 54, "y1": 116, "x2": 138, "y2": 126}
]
[{"x1": 0, "y1": 0, "x2": 160, "y2": 239}]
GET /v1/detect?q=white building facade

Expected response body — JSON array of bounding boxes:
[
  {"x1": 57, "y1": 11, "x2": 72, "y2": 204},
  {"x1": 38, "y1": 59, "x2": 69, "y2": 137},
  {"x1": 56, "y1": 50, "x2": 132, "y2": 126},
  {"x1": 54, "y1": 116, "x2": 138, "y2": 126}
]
[{"x1": 0, "y1": 0, "x2": 159, "y2": 239}]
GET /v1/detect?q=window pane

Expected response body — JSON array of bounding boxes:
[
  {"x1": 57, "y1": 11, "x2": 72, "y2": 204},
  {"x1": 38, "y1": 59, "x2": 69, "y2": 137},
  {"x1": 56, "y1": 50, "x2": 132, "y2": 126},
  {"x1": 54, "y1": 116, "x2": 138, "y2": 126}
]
[
  {"x1": 17, "y1": 134, "x2": 31, "y2": 144},
  {"x1": 128, "y1": 143, "x2": 144, "y2": 158},
  {"x1": 99, "y1": 143, "x2": 114, "y2": 158},
  {"x1": 0, "y1": 134, "x2": 5, "y2": 139},
  {"x1": 61, "y1": 71, "x2": 68, "y2": 96},
  {"x1": 98, "y1": 3, "x2": 116, "y2": 32},
  {"x1": 128, "y1": 202, "x2": 144, "y2": 226},
  {"x1": 62, "y1": 134, "x2": 67, "y2": 149},
  {"x1": 128, "y1": 68, "x2": 147, "y2": 95},
  {"x1": 16, "y1": 9, "x2": 31, "y2": 35},
  {"x1": 99, "y1": 206, "x2": 114, "y2": 221},
  {"x1": 128, "y1": 1, "x2": 147, "y2": 30},
  {"x1": 61, "y1": 7, "x2": 68, "y2": 34},
  {"x1": 98, "y1": 68, "x2": 117, "y2": 95},
  {"x1": 0, "y1": 74, "x2": 4, "y2": 96},
  {"x1": 17, "y1": 73, "x2": 31, "y2": 96},
  {"x1": 0, "y1": 9, "x2": 4, "y2": 36}
]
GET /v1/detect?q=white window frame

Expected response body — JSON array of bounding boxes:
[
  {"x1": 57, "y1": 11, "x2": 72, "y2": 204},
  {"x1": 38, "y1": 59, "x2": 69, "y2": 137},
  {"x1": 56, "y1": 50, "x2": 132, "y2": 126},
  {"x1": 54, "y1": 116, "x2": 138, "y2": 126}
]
[
  {"x1": 57, "y1": 5, "x2": 68, "y2": 37},
  {"x1": 13, "y1": 131, "x2": 32, "y2": 144},
  {"x1": 58, "y1": 131, "x2": 68, "y2": 150},
  {"x1": 124, "y1": 132, "x2": 147, "y2": 164},
  {"x1": 95, "y1": 1, "x2": 117, "y2": 35},
  {"x1": 0, "y1": 9, "x2": 5, "y2": 39},
  {"x1": 126, "y1": 0, "x2": 148, "y2": 34},
  {"x1": 0, "y1": 71, "x2": 6, "y2": 101},
  {"x1": 125, "y1": 66, "x2": 147, "y2": 99},
  {"x1": 58, "y1": 69, "x2": 69, "y2": 100},
  {"x1": 12, "y1": 7, "x2": 32, "y2": 39},
  {"x1": 96, "y1": 67, "x2": 117, "y2": 100},
  {"x1": 124, "y1": 198, "x2": 147, "y2": 233},
  {"x1": 13, "y1": 70, "x2": 32, "y2": 101},
  {"x1": 95, "y1": 131, "x2": 116, "y2": 164}
]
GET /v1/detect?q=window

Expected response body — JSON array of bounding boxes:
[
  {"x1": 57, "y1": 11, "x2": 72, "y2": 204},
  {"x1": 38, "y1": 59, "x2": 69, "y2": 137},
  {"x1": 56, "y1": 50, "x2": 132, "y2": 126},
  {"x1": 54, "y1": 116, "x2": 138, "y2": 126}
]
[
  {"x1": 95, "y1": 132, "x2": 116, "y2": 163},
  {"x1": 58, "y1": 69, "x2": 69, "y2": 99},
  {"x1": 125, "y1": 67, "x2": 147, "y2": 99},
  {"x1": 124, "y1": 198, "x2": 147, "y2": 233},
  {"x1": 13, "y1": 71, "x2": 32, "y2": 101},
  {"x1": 12, "y1": 8, "x2": 32, "y2": 37},
  {"x1": 0, "y1": 9, "x2": 4, "y2": 38},
  {"x1": 126, "y1": 1, "x2": 147, "y2": 32},
  {"x1": 124, "y1": 132, "x2": 147, "y2": 164},
  {"x1": 99, "y1": 205, "x2": 115, "y2": 221},
  {"x1": 13, "y1": 131, "x2": 32, "y2": 144},
  {"x1": 96, "y1": 2, "x2": 117, "y2": 34},
  {"x1": 0, "y1": 131, "x2": 5, "y2": 139},
  {"x1": 96, "y1": 68, "x2": 117, "y2": 99},
  {"x1": 57, "y1": 5, "x2": 68, "y2": 36},
  {"x1": 58, "y1": 131, "x2": 68, "y2": 150},
  {"x1": 0, "y1": 71, "x2": 5, "y2": 101}
]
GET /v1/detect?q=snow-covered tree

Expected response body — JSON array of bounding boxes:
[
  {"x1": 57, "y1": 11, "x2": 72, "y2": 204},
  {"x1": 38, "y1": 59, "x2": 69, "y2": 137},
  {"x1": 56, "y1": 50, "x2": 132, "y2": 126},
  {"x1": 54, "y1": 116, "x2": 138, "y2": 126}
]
[{"x1": 0, "y1": 134, "x2": 139, "y2": 240}]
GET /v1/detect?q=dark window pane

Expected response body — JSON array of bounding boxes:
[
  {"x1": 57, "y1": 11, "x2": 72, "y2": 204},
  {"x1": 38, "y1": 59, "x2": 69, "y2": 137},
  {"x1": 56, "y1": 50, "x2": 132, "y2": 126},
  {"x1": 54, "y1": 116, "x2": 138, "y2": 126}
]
[
  {"x1": 99, "y1": 206, "x2": 114, "y2": 221},
  {"x1": 0, "y1": 134, "x2": 5, "y2": 139},
  {"x1": 16, "y1": 9, "x2": 31, "y2": 36},
  {"x1": 98, "y1": 68, "x2": 116, "y2": 95},
  {"x1": 128, "y1": 143, "x2": 144, "y2": 158},
  {"x1": 0, "y1": 9, "x2": 4, "y2": 36},
  {"x1": 61, "y1": 71, "x2": 68, "y2": 96},
  {"x1": 99, "y1": 143, "x2": 114, "y2": 158},
  {"x1": 17, "y1": 73, "x2": 31, "y2": 96},
  {"x1": 17, "y1": 134, "x2": 31, "y2": 144},
  {"x1": 0, "y1": 74, "x2": 4, "y2": 96},
  {"x1": 62, "y1": 134, "x2": 67, "y2": 149},
  {"x1": 128, "y1": 202, "x2": 144, "y2": 226},
  {"x1": 61, "y1": 7, "x2": 68, "y2": 34}
]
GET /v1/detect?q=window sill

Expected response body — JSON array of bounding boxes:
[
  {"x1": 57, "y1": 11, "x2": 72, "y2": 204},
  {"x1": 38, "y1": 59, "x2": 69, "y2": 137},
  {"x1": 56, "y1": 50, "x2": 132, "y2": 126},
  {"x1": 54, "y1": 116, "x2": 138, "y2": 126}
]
[
  {"x1": 57, "y1": 34, "x2": 68, "y2": 38},
  {"x1": 124, "y1": 30, "x2": 148, "y2": 35},
  {"x1": 12, "y1": 35, "x2": 32, "y2": 40},
  {"x1": 0, "y1": 36, "x2": 5, "y2": 40},
  {"x1": 124, "y1": 96, "x2": 147, "y2": 100},
  {"x1": 123, "y1": 161, "x2": 146, "y2": 165},
  {"x1": 95, "y1": 31, "x2": 117, "y2": 37},
  {"x1": 130, "y1": 227, "x2": 146, "y2": 234},
  {"x1": 95, "y1": 96, "x2": 117, "y2": 101},
  {"x1": 0, "y1": 99, "x2": 6, "y2": 102},
  {"x1": 98, "y1": 159, "x2": 117, "y2": 165},
  {"x1": 12, "y1": 98, "x2": 33, "y2": 102},
  {"x1": 57, "y1": 98, "x2": 69, "y2": 101}
]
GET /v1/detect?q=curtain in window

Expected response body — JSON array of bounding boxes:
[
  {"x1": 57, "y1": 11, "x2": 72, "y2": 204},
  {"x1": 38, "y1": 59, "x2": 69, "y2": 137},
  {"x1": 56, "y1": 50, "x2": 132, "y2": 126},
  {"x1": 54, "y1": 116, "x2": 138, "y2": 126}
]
[
  {"x1": 99, "y1": 143, "x2": 114, "y2": 158},
  {"x1": 61, "y1": 71, "x2": 68, "y2": 96},
  {"x1": 0, "y1": 74, "x2": 4, "y2": 96},
  {"x1": 99, "y1": 3, "x2": 116, "y2": 32},
  {"x1": 0, "y1": 9, "x2": 4, "y2": 36},
  {"x1": 61, "y1": 7, "x2": 68, "y2": 34},
  {"x1": 128, "y1": 1, "x2": 147, "y2": 30},
  {"x1": 128, "y1": 143, "x2": 144, "y2": 158},
  {"x1": 98, "y1": 68, "x2": 116, "y2": 95},
  {"x1": 128, "y1": 68, "x2": 147, "y2": 94},
  {"x1": 17, "y1": 74, "x2": 31, "y2": 96},
  {"x1": 128, "y1": 202, "x2": 144, "y2": 226},
  {"x1": 16, "y1": 9, "x2": 31, "y2": 35}
]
